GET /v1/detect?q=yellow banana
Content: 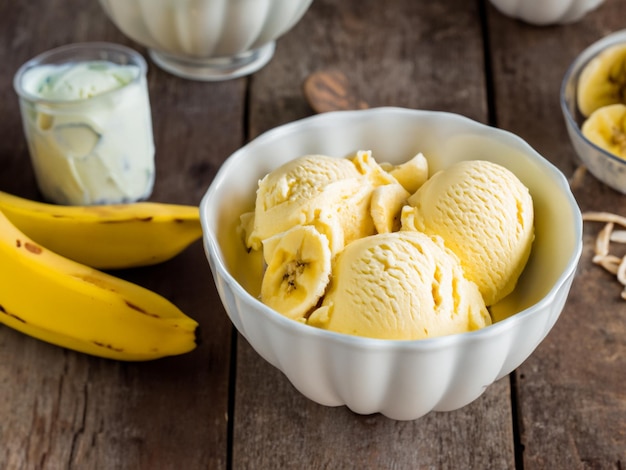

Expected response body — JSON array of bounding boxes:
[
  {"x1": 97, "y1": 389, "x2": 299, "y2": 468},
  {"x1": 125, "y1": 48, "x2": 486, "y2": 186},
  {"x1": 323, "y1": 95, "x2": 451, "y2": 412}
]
[
  {"x1": 0, "y1": 209, "x2": 198, "y2": 361},
  {"x1": 0, "y1": 190, "x2": 202, "y2": 269},
  {"x1": 577, "y1": 43, "x2": 626, "y2": 117},
  {"x1": 581, "y1": 103, "x2": 626, "y2": 159},
  {"x1": 261, "y1": 225, "x2": 332, "y2": 321}
]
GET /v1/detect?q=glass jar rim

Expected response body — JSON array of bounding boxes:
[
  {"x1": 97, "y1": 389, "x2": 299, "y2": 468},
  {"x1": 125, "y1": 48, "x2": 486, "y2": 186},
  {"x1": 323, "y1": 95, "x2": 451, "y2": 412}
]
[{"x1": 13, "y1": 42, "x2": 148, "y2": 106}]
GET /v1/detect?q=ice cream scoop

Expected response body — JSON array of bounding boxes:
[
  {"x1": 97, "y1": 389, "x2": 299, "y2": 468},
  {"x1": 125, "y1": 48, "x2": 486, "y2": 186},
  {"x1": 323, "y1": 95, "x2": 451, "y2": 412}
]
[
  {"x1": 243, "y1": 151, "x2": 395, "y2": 255},
  {"x1": 307, "y1": 231, "x2": 491, "y2": 340},
  {"x1": 402, "y1": 160, "x2": 534, "y2": 306}
]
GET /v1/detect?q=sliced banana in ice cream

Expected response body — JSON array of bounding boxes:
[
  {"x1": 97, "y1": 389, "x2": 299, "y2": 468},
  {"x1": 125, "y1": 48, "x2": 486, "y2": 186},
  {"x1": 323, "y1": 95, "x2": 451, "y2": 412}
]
[
  {"x1": 581, "y1": 103, "x2": 626, "y2": 159},
  {"x1": 577, "y1": 44, "x2": 626, "y2": 118},
  {"x1": 261, "y1": 225, "x2": 332, "y2": 321}
]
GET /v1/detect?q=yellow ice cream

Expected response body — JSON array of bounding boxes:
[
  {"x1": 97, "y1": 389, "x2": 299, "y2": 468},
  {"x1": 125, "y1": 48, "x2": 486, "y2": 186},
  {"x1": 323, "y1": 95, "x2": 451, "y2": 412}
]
[
  {"x1": 401, "y1": 160, "x2": 534, "y2": 306},
  {"x1": 307, "y1": 231, "x2": 491, "y2": 340},
  {"x1": 243, "y1": 151, "x2": 395, "y2": 255},
  {"x1": 240, "y1": 152, "x2": 532, "y2": 340}
]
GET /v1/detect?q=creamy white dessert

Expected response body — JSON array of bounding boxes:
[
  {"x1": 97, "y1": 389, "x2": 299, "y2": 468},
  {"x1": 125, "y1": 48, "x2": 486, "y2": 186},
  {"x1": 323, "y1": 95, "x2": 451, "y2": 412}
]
[{"x1": 17, "y1": 60, "x2": 155, "y2": 205}]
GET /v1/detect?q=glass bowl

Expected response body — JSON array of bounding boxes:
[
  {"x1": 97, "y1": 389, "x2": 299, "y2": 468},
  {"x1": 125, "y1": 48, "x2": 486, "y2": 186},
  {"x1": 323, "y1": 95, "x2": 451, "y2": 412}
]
[{"x1": 561, "y1": 29, "x2": 626, "y2": 194}]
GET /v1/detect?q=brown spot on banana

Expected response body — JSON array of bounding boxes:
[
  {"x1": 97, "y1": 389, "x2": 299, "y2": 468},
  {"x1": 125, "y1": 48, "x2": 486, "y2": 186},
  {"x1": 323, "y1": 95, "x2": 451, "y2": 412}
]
[
  {"x1": 124, "y1": 300, "x2": 160, "y2": 318},
  {"x1": 100, "y1": 216, "x2": 153, "y2": 224},
  {"x1": 25, "y1": 242, "x2": 43, "y2": 254},
  {"x1": 71, "y1": 274, "x2": 118, "y2": 292},
  {"x1": 14, "y1": 239, "x2": 43, "y2": 254},
  {"x1": 92, "y1": 341, "x2": 124, "y2": 352},
  {"x1": 0, "y1": 305, "x2": 27, "y2": 323}
]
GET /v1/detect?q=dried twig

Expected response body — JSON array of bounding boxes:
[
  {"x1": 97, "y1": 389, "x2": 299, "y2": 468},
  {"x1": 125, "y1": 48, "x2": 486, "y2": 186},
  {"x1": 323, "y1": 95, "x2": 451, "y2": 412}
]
[
  {"x1": 569, "y1": 165, "x2": 587, "y2": 190},
  {"x1": 583, "y1": 211, "x2": 626, "y2": 228},
  {"x1": 593, "y1": 222, "x2": 613, "y2": 261},
  {"x1": 617, "y1": 257, "x2": 626, "y2": 286},
  {"x1": 583, "y1": 211, "x2": 626, "y2": 301},
  {"x1": 610, "y1": 230, "x2": 626, "y2": 243},
  {"x1": 595, "y1": 254, "x2": 622, "y2": 275}
]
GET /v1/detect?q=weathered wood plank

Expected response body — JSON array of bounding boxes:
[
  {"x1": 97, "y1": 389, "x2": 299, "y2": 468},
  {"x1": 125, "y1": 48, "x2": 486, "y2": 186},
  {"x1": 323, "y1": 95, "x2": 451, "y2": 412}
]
[
  {"x1": 3, "y1": 0, "x2": 623, "y2": 467},
  {"x1": 487, "y1": 0, "x2": 626, "y2": 467},
  {"x1": 234, "y1": 1, "x2": 516, "y2": 468}
]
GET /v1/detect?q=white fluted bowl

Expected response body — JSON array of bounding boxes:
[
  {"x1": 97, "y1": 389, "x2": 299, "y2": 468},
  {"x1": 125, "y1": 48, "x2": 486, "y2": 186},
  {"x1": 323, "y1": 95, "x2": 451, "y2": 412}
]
[
  {"x1": 200, "y1": 108, "x2": 582, "y2": 420},
  {"x1": 489, "y1": 0, "x2": 604, "y2": 25},
  {"x1": 98, "y1": 0, "x2": 313, "y2": 81}
]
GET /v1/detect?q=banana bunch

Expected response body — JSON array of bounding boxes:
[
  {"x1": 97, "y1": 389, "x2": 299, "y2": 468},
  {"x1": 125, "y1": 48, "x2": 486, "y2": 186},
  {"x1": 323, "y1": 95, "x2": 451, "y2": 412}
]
[
  {"x1": 577, "y1": 43, "x2": 626, "y2": 159},
  {"x1": 0, "y1": 193, "x2": 202, "y2": 360},
  {"x1": 0, "y1": 190, "x2": 202, "y2": 269}
]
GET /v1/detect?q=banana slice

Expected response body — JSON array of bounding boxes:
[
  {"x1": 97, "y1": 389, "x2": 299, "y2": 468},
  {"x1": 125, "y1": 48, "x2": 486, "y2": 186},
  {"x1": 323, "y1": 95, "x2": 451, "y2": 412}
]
[
  {"x1": 581, "y1": 103, "x2": 626, "y2": 159},
  {"x1": 370, "y1": 183, "x2": 410, "y2": 233},
  {"x1": 261, "y1": 225, "x2": 332, "y2": 320},
  {"x1": 577, "y1": 44, "x2": 626, "y2": 118}
]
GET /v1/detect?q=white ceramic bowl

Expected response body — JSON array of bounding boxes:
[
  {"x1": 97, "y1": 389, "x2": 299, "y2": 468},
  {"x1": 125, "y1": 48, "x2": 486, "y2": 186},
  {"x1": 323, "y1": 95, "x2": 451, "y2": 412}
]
[
  {"x1": 489, "y1": 0, "x2": 604, "y2": 25},
  {"x1": 561, "y1": 29, "x2": 626, "y2": 194},
  {"x1": 98, "y1": 0, "x2": 313, "y2": 81},
  {"x1": 200, "y1": 108, "x2": 582, "y2": 420}
]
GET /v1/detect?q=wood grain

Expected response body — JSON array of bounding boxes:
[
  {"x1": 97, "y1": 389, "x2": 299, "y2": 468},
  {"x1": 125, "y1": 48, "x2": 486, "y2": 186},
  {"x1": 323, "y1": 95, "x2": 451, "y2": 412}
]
[
  {"x1": 1, "y1": 0, "x2": 625, "y2": 468},
  {"x1": 0, "y1": 1, "x2": 239, "y2": 468},
  {"x1": 235, "y1": 1, "x2": 515, "y2": 469},
  {"x1": 487, "y1": 0, "x2": 626, "y2": 467}
]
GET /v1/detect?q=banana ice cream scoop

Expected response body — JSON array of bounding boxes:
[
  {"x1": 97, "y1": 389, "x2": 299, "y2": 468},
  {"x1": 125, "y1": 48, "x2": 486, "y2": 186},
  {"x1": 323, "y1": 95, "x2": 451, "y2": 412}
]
[
  {"x1": 307, "y1": 231, "x2": 491, "y2": 340},
  {"x1": 577, "y1": 43, "x2": 626, "y2": 118},
  {"x1": 402, "y1": 160, "x2": 534, "y2": 306},
  {"x1": 243, "y1": 151, "x2": 395, "y2": 255}
]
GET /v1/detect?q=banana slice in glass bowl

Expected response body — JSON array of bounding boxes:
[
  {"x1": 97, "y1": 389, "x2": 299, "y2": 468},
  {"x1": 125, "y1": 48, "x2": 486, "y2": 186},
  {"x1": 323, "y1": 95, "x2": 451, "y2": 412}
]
[
  {"x1": 561, "y1": 29, "x2": 626, "y2": 194},
  {"x1": 581, "y1": 104, "x2": 626, "y2": 158}
]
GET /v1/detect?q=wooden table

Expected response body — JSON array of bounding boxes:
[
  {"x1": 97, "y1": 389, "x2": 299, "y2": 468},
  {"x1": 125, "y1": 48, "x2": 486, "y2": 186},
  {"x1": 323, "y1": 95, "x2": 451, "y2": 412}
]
[{"x1": 1, "y1": 1, "x2": 625, "y2": 468}]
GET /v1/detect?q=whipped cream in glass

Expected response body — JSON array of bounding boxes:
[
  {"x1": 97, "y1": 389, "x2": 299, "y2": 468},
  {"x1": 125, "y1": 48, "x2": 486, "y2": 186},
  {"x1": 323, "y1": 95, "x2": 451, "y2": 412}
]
[{"x1": 14, "y1": 42, "x2": 155, "y2": 205}]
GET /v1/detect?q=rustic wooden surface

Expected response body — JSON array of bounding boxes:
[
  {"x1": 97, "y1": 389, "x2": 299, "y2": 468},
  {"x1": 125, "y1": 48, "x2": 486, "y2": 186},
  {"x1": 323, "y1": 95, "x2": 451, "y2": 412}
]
[{"x1": 0, "y1": 0, "x2": 624, "y2": 468}]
